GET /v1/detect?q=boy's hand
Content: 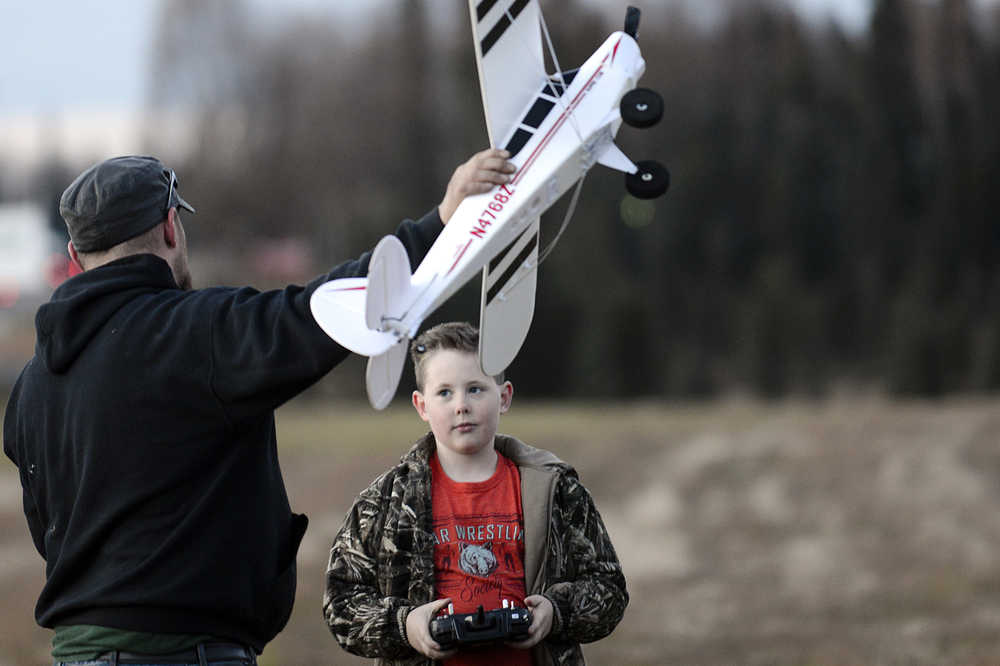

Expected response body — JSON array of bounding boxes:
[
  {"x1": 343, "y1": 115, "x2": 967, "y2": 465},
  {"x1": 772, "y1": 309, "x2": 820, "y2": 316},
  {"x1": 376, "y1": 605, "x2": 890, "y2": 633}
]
[
  {"x1": 508, "y1": 595, "x2": 554, "y2": 649},
  {"x1": 405, "y1": 597, "x2": 457, "y2": 660},
  {"x1": 438, "y1": 148, "x2": 516, "y2": 224}
]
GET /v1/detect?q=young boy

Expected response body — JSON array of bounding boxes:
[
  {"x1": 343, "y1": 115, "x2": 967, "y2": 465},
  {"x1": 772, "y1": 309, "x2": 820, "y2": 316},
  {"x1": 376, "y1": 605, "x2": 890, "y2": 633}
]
[{"x1": 323, "y1": 322, "x2": 627, "y2": 665}]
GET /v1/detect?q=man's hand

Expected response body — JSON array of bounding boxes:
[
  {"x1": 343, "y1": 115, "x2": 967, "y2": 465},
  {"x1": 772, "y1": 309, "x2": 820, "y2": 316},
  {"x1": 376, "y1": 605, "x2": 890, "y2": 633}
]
[
  {"x1": 438, "y1": 148, "x2": 517, "y2": 224},
  {"x1": 405, "y1": 598, "x2": 457, "y2": 661},
  {"x1": 508, "y1": 595, "x2": 554, "y2": 649}
]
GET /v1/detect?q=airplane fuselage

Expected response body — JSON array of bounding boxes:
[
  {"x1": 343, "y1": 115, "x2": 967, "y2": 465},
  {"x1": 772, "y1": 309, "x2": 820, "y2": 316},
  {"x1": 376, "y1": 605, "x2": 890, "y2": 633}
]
[{"x1": 394, "y1": 30, "x2": 646, "y2": 337}]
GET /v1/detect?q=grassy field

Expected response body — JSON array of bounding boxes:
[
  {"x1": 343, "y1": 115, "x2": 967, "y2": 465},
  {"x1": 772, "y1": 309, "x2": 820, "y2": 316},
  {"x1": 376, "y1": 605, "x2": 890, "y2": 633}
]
[{"x1": 3, "y1": 397, "x2": 1000, "y2": 665}]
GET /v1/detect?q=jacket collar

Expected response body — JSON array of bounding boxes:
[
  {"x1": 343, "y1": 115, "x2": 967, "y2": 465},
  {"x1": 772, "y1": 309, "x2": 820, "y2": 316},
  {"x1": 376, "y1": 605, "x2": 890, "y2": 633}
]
[{"x1": 402, "y1": 432, "x2": 566, "y2": 470}]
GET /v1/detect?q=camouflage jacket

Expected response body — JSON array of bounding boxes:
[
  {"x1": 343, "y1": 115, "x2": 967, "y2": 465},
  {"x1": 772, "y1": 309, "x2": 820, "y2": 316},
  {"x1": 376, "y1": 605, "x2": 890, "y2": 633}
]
[{"x1": 323, "y1": 433, "x2": 628, "y2": 665}]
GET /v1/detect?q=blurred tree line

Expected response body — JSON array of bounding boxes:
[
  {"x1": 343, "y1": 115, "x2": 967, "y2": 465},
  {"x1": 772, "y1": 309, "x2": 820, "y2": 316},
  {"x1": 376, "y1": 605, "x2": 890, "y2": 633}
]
[{"x1": 25, "y1": 0, "x2": 1000, "y2": 400}]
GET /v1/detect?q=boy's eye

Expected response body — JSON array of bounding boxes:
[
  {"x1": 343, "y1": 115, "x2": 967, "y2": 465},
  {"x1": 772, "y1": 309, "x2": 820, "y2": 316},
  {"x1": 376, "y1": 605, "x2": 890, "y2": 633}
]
[
  {"x1": 438, "y1": 389, "x2": 452, "y2": 397},
  {"x1": 469, "y1": 386, "x2": 483, "y2": 394}
]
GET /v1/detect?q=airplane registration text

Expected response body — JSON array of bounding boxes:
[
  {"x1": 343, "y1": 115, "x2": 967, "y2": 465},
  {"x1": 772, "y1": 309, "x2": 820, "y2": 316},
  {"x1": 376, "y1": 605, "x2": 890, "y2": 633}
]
[{"x1": 470, "y1": 184, "x2": 517, "y2": 239}]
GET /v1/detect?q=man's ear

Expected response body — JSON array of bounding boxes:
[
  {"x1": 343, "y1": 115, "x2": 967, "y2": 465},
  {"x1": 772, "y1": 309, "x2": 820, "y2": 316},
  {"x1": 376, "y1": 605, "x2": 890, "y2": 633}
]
[
  {"x1": 412, "y1": 390, "x2": 429, "y2": 422},
  {"x1": 163, "y1": 209, "x2": 179, "y2": 249},
  {"x1": 67, "y1": 241, "x2": 84, "y2": 272}
]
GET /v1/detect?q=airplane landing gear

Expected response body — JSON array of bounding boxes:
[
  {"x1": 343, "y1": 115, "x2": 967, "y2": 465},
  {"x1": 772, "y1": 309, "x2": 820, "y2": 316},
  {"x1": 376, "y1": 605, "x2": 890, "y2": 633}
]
[
  {"x1": 621, "y1": 88, "x2": 663, "y2": 128},
  {"x1": 626, "y1": 160, "x2": 670, "y2": 199}
]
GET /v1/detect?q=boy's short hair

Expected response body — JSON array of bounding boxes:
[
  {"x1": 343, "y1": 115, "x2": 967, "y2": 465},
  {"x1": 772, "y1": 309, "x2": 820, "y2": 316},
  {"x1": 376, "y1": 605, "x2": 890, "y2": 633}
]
[{"x1": 410, "y1": 322, "x2": 505, "y2": 391}]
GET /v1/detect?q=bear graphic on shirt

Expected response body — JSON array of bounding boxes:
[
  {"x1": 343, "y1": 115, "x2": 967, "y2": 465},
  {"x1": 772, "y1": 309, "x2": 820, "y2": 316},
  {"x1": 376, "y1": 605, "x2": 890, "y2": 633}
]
[{"x1": 459, "y1": 542, "x2": 498, "y2": 578}]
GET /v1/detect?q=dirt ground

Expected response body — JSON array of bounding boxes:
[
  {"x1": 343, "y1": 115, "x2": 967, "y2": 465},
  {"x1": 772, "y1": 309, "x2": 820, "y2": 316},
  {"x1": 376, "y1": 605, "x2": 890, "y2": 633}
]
[{"x1": 3, "y1": 397, "x2": 1000, "y2": 665}]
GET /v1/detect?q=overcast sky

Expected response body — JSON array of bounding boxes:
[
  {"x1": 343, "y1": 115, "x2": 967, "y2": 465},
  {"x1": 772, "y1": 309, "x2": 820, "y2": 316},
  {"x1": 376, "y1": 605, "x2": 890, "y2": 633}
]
[
  {"x1": 0, "y1": 0, "x2": 880, "y2": 119},
  {"x1": 0, "y1": 0, "x2": 370, "y2": 117}
]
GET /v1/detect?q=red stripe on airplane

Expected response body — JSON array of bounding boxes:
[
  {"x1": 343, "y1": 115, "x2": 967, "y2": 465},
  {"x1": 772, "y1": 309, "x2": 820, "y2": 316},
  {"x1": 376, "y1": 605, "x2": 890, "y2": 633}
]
[
  {"x1": 333, "y1": 286, "x2": 367, "y2": 292},
  {"x1": 447, "y1": 240, "x2": 474, "y2": 276}
]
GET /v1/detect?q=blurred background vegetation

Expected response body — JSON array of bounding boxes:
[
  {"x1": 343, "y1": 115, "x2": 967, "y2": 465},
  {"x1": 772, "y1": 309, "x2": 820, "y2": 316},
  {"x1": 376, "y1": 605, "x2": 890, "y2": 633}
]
[
  {"x1": 4, "y1": 3, "x2": 1000, "y2": 663},
  {"x1": 2, "y1": 0, "x2": 999, "y2": 402}
]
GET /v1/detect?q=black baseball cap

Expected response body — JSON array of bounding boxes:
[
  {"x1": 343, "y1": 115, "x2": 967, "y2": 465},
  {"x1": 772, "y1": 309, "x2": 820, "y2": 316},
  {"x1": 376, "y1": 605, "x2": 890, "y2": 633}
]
[{"x1": 59, "y1": 156, "x2": 196, "y2": 253}]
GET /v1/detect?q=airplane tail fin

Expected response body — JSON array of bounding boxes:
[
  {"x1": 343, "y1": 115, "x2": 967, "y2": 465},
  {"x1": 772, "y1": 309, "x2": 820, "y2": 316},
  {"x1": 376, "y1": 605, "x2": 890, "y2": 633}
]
[
  {"x1": 309, "y1": 234, "x2": 417, "y2": 409},
  {"x1": 364, "y1": 235, "x2": 414, "y2": 333}
]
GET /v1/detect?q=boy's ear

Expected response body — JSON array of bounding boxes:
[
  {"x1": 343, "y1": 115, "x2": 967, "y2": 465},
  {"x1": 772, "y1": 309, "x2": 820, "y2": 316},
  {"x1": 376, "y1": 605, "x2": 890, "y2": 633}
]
[
  {"x1": 412, "y1": 390, "x2": 430, "y2": 422},
  {"x1": 499, "y1": 381, "x2": 513, "y2": 414}
]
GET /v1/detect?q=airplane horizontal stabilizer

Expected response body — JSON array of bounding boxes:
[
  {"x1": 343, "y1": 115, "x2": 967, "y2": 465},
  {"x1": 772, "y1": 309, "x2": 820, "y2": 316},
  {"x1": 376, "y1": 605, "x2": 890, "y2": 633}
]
[
  {"x1": 309, "y1": 277, "x2": 399, "y2": 357},
  {"x1": 366, "y1": 339, "x2": 409, "y2": 410}
]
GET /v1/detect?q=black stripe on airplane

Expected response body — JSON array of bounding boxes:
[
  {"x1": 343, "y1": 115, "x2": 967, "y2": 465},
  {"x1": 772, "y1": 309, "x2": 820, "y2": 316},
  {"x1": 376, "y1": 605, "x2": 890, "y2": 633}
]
[
  {"x1": 480, "y1": 0, "x2": 530, "y2": 56},
  {"x1": 486, "y1": 227, "x2": 538, "y2": 306},
  {"x1": 476, "y1": 0, "x2": 500, "y2": 22},
  {"x1": 489, "y1": 236, "x2": 517, "y2": 274}
]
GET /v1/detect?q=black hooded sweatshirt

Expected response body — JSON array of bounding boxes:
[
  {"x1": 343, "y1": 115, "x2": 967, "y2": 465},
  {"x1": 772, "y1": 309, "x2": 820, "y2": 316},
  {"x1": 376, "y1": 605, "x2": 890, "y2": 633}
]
[{"x1": 3, "y1": 210, "x2": 442, "y2": 653}]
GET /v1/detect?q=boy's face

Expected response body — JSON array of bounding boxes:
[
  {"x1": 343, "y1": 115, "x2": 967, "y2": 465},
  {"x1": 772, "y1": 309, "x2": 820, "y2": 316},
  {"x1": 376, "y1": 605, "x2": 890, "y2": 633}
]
[{"x1": 412, "y1": 349, "x2": 512, "y2": 458}]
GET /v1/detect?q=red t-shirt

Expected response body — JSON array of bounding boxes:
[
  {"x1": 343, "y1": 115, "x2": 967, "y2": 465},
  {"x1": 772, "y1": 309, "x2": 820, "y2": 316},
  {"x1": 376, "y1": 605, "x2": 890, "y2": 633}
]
[{"x1": 431, "y1": 451, "x2": 533, "y2": 666}]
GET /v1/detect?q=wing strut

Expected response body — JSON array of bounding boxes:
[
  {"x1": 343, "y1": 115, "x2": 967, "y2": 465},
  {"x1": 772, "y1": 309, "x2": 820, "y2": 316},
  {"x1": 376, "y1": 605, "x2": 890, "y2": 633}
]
[{"x1": 536, "y1": 6, "x2": 584, "y2": 144}]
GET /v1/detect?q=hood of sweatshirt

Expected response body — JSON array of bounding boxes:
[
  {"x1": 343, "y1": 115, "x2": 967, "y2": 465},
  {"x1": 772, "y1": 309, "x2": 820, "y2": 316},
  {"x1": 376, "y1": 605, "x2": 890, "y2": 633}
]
[{"x1": 35, "y1": 254, "x2": 178, "y2": 374}]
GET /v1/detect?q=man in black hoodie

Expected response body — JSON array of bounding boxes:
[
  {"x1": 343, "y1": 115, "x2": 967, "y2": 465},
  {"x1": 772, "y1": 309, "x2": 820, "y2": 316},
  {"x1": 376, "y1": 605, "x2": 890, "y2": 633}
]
[{"x1": 3, "y1": 150, "x2": 515, "y2": 665}]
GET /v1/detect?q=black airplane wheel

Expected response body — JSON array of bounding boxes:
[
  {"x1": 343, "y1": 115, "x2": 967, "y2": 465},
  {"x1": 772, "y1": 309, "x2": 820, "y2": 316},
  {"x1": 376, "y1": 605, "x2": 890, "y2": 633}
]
[
  {"x1": 626, "y1": 161, "x2": 670, "y2": 199},
  {"x1": 621, "y1": 88, "x2": 663, "y2": 128}
]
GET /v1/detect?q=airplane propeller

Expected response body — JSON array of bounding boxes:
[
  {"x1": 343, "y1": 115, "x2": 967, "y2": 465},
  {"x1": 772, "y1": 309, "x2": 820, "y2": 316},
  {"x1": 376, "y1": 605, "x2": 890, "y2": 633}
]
[{"x1": 625, "y1": 6, "x2": 641, "y2": 39}]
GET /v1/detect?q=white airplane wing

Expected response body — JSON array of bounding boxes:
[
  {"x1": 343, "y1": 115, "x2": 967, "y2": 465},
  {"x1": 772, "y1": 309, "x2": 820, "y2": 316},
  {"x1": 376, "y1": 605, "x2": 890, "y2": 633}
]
[
  {"x1": 478, "y1": 217, "x2": 539, "y2": 376},
  {"x1": 469, "y1": 0, "x2": 546, "y2": 147}
]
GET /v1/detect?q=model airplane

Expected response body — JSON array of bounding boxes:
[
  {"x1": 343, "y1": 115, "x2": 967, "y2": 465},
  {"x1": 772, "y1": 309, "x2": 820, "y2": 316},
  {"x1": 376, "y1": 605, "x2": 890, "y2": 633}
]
[{"x1": 311, "y1": 2, "x2": 669, "y2": 409}]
